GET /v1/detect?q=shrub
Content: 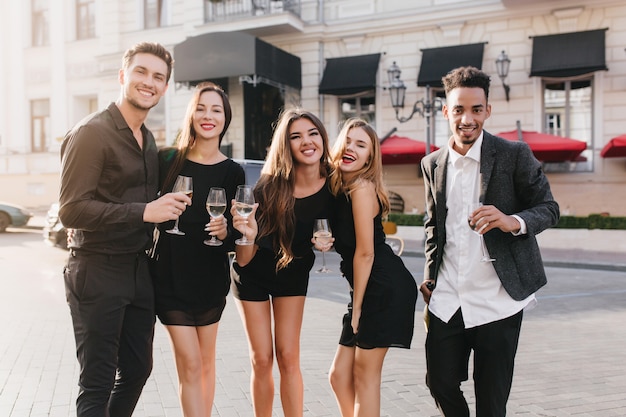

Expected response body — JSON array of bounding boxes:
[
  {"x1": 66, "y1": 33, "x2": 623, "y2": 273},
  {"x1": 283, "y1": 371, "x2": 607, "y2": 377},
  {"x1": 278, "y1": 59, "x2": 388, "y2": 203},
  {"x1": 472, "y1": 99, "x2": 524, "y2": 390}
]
[{"x1": 389, "y1": 213, "x2": 626, "y2": 230}]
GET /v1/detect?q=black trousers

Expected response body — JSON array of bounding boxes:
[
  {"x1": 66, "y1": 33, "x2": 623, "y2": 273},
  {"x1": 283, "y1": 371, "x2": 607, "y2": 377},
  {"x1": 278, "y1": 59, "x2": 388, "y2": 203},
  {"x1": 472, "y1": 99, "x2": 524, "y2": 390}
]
[
  {"x1": 64, "y1": 250, "x2": 155, "y2": 417},
  {"x1": 425, "y1": 308, "x2": 523, "y2": 417}
]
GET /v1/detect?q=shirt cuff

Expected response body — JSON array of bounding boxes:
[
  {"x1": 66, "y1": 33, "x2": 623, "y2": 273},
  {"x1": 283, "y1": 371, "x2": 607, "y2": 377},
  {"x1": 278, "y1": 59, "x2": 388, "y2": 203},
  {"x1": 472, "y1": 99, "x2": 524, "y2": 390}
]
[{"x1": 511, "y1": 214, "x2": 527, "y2": 236}]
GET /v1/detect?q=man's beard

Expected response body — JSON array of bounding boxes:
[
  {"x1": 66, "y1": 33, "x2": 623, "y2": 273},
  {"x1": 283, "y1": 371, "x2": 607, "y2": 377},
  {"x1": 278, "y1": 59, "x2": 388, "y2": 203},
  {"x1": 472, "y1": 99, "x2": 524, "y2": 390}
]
[{"x1": 127, "y1": 95, "x2": 158, "y2": 111}]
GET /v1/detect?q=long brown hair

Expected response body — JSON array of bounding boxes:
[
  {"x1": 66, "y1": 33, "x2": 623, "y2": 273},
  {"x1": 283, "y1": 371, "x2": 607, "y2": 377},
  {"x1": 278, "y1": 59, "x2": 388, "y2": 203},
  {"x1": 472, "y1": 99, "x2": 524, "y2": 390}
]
[
  {"x1": 329, "y1": 118, "x2": 390, "y2": 216},
  {"x1": 255, "y1": 108, "x2": 331, "y2": 270},
  {"x1": 161, "y1": 82, "x2": 232, "y2": 194}
]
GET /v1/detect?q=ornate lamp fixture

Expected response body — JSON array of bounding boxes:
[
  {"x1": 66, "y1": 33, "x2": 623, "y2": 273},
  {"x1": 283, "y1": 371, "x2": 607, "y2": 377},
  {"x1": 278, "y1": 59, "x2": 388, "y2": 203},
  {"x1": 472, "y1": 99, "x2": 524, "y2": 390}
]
[
  {"x1": 386, "y1": 61, "x2": 443, "y2": 155},
  {"x1": 495, "y1": 50, "x2": 511, "y2": 101}
]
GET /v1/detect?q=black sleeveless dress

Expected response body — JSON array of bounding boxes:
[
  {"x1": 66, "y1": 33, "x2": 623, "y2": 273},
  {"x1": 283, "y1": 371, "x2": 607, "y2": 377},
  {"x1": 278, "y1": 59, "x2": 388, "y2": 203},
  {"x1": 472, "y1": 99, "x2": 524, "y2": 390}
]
[
  {"x1": 332, "y1": 193, "x2": 417, "y2": 349},
  {"x1": 232, "y1": 182, "x2": 335, "y2": 300},
  {"x1": 153, "y1": 156, "x2": 245, "y2": 326}
]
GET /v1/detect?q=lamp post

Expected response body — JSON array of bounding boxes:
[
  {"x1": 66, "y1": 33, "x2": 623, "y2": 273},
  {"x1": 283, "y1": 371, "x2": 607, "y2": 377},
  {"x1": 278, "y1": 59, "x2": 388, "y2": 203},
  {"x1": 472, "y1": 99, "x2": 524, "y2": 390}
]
[
  {"x1": 386, "y1": 61, "x2": 443, "y2": 155},
  {"x1": 495, "y1": 50, "x2": 511, "y2": 101}
]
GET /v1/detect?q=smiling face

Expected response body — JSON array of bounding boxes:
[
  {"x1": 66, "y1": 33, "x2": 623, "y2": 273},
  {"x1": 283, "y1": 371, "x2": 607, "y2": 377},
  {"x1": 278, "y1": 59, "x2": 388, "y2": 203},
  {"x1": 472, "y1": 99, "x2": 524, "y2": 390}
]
[
  {"x1": 192, "y1": 90, "x2": 225, "y2": 141},
  {"x1": 288, "y1": 118, "x2": 324, "y2": 167},
  {"x1": 443, "y1": 86, "x2": 491, "y2": 155},
  {"x1": 119, "y1": 52, "x2": 169, "y2": 111},
  {"x1": 338, "y1": 126, "x2": 372, "y2": 179}
]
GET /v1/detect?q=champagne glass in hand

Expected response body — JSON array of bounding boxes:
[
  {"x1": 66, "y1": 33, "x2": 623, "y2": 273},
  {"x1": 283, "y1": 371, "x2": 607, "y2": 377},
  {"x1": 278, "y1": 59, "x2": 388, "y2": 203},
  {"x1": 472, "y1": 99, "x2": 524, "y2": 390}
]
[
  {"x1": 313, "y1": 219, "x2": 333, "y2": 273},
  {"x1": 234, "y1": 185, "x2": 255, "y2": 246},
  {"x1": 204, "y1": 187, "x2": 226, "y2": 246},
  {"x1": 166, "y1": 175, "x2": 193, "y2": 235},
  {"x1": 467, "y1": 203, "x2": 495, "y2": 262}
]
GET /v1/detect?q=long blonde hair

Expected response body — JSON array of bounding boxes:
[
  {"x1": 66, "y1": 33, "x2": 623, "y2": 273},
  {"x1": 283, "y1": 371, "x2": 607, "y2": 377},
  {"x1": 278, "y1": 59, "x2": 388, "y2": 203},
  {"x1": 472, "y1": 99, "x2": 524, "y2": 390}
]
[
  {"x1": 329, "y1": 118, "x2": 390, "y2": 216},
  {"x1": 255, "y1": 108, "x2": 331, "y2": 270}
]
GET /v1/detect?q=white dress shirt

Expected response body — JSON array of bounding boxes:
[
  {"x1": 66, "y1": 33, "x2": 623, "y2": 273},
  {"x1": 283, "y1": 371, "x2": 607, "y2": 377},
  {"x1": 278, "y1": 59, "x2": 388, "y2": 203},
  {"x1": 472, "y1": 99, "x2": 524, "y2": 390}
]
[{"x1": 428, "y1": 133, "x2": 536, "y2": 328}]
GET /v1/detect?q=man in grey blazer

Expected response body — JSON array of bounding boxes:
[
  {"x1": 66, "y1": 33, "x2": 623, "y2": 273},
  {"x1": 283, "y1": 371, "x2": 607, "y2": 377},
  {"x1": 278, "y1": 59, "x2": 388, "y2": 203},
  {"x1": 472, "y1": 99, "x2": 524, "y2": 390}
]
[{"x1": 420, "y1": 66, "x2": 559, "y2": 417}]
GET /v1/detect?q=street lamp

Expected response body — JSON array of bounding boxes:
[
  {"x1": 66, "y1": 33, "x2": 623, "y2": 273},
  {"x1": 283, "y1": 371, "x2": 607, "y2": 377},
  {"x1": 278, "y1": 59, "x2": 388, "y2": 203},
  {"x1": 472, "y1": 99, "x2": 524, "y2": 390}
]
[
  {"x1": 386, "y1": 61, "x2": 443, "y2": 155},
  {"x1": 495, "y1": 50, "x2": 511, "y2": 101}
]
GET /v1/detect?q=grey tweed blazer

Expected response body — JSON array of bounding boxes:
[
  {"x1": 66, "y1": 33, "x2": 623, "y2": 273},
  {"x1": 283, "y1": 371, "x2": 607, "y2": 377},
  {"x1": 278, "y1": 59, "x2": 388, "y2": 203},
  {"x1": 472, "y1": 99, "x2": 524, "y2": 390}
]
[{"x1": 421, "y1": 131, "x2": 560, "y2": 301}]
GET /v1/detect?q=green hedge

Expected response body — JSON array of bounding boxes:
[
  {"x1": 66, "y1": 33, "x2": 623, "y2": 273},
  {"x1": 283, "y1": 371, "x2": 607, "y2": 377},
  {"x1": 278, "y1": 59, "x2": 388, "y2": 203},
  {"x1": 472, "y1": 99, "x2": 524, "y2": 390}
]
[
  {"x1": 388, "y1": 213, "x2": 626, "y2": 230},
  {"x1": 556, "y1": 215, "x2": 626, "y2": 230}
]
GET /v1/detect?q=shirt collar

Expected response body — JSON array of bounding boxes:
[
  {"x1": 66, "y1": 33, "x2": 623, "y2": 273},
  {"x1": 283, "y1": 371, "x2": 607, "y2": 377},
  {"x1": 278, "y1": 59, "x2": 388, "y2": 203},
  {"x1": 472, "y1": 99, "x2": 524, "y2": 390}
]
[{"x1": 447, "y1": 132, "x2": 484, "y2": 166}]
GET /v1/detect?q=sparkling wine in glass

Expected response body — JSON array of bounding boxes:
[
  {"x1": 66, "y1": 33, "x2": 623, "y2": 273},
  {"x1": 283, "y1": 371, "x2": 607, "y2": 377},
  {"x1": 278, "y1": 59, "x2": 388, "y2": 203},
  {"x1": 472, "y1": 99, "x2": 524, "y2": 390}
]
[
  {"x1": 234, "y1": 185, "x2": 255, "y2": 246},
  {"x1": 204, "y1": 187, "x2": 226, "y2": 246},
  {"x1": 313, "y1": 219, "x2": 333, "y2": 273},
  {"x1": 467, "y1": 203, "x2": 495, "y2": 262},
  {"x1": 166, "y1": 175, "x2": 193, "y2": 236}
]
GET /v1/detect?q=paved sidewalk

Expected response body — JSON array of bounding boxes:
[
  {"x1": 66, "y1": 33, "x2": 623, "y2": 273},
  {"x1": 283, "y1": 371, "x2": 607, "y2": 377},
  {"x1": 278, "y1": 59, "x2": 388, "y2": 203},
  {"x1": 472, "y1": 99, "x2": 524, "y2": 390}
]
[{"x1": 4, "y1": 214, "x2": 625, "y2": 416}]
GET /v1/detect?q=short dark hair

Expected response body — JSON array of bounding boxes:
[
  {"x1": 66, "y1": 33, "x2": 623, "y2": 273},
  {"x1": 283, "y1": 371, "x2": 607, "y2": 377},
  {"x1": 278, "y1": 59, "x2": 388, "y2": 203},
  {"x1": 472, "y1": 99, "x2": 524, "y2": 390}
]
[
  {"x1": 442, "y1": 66, "x2": 491, "y2": 101},
  {"x1": 122, "y1": 42, "x2": 174, "y2": 82}
]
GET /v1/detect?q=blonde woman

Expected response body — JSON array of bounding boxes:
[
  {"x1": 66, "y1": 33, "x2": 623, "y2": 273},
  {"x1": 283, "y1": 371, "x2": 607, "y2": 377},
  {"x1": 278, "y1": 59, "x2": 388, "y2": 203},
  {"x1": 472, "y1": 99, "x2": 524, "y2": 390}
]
[
  {"x1": 230, "y1": 108, "x2": 335, "y2": 417},
  {"x1": 327, "y1": 118, "x2": 417, "y2": 417}
]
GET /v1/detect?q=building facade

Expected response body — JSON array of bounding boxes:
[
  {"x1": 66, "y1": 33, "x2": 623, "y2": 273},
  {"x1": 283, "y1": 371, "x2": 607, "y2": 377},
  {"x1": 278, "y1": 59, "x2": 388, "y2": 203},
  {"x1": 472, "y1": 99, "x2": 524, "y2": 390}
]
[{"x1": 1, "y1": 0, "x2": 625, "y2": 215}]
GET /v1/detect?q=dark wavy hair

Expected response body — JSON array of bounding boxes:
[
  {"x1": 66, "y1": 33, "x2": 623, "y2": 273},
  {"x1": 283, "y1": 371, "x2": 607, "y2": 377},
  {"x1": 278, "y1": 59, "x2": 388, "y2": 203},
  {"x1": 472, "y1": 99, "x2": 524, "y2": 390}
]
[{"x1": 442, "y1": 66, "x2": 491, "y2": 101}]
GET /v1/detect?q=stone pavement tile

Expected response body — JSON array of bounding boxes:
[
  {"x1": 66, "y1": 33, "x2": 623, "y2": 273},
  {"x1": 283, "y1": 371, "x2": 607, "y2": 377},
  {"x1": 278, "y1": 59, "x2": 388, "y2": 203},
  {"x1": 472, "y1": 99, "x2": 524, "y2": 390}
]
[{"x1": 48, "y1": 405, "x2": 71, "y2": 417}]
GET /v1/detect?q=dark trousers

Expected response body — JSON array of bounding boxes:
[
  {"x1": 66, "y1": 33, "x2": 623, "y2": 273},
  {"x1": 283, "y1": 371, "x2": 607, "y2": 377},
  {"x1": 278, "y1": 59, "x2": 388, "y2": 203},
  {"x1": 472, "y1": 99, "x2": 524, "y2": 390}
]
[
  {"x1": 425, "y1": 308, "x2": 523, "y2": 417},
  {"x1": 64, "y1": 251, "x2": 155, "y2": 417}
]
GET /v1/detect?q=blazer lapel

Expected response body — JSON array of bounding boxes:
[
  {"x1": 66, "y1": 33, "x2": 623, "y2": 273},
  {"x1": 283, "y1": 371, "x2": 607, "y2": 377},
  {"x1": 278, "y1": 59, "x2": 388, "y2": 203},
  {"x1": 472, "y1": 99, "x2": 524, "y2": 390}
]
[
  {"x1": 480, "y1": 132, "x2": 497, "y2": 203},
  {"x1": 434, "y1": 148, "x2": 449, "y2": 218}
]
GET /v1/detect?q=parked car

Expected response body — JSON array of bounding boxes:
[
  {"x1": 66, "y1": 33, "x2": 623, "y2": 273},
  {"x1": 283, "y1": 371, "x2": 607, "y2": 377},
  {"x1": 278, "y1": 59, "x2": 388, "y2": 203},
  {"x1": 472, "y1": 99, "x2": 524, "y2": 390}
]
[
  {"x1": 43, "y1": 202, "x2": 68, "y2": 249},
  {"x1": 234, "y1": 158, "x2": 264, "y2": 186},
  {"x1": 0, "y1": 202, "x2": 33, "y2": 232}
]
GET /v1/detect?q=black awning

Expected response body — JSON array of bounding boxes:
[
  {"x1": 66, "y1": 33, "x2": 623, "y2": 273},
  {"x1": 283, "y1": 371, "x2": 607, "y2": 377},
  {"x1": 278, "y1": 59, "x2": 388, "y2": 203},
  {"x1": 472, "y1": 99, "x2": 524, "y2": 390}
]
[
  {"x1": 530, "y1": 29, "x2": 607, "y2": 78},
  {"x1": 417, "y1": 43, "x2": 485, "y2": 88},
  {"x1": 319, "y1": 53, "x2": 381, "y2": 96},
  {"x1": 173, "y1": 32, "x2": 301, "y2": 89}
]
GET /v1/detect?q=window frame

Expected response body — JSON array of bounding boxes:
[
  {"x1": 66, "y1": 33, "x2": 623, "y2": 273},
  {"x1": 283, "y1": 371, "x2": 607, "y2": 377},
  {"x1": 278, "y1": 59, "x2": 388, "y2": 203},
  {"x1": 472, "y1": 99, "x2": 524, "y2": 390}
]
[
  {"x1": 541, "y1": 76, "x2": 594, "y2": 173},
  {"x1": 31, "y1": 99, "x2": 50, "y2": 153},
  {"x1": 76, "y1": 0, "x2": 96, "y2": 40},
  {"x1": 339, "y1": 93, "x2": 376, "y2": 129},
  {"x1": 144, "y1": 0, "x2": 167, "y2": 29},
  {"x1": 32, "y1": 0, "x2": 50, "y2": 47}
]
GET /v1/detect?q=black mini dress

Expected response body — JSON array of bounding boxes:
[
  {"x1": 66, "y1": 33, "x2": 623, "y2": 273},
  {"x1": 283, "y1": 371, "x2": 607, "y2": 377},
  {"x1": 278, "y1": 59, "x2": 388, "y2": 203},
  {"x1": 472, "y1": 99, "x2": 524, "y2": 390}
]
[{"x1": 332, "y1": 193, "x2": 418, "y2": 349}]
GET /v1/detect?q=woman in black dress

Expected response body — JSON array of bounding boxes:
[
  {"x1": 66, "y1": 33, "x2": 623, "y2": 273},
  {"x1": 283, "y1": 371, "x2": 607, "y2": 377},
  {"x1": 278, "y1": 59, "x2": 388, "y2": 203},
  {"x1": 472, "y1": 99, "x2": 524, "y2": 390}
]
[
  {"x1": 326, "y1": 118, "x2": 417, "y2": 417},
  {"x1": 153, "y1": 82, "x2": 245, "y2": 416},
  {"x1": 230, "y1": 109, "x2": 334, "y2": 417}
]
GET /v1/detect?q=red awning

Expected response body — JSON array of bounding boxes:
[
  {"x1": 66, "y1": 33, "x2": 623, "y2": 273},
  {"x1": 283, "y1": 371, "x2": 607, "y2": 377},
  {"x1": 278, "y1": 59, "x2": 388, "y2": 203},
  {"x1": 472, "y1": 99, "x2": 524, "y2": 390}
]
[
  {"x1": 600, "y1": 134, "x2": 626, "y2": 158},
  {"x1": 496, "y1": 130, "x2": 587, "y2": 162},
  {"x1": 380, "y1": 135, "x2": 438, "y2": 165}
]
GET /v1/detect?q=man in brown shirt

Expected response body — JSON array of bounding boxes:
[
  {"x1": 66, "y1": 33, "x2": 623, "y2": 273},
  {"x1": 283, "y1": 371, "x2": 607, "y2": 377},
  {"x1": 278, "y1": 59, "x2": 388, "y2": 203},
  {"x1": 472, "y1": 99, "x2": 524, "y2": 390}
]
[{"x1": 59, "y1": 42, "x2": 190, "y2": 417}]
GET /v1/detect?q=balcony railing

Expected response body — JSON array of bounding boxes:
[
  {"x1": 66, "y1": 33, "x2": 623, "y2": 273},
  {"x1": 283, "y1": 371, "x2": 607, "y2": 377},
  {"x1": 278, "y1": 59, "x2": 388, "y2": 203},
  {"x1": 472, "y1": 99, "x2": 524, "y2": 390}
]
[{"x1": 204, "y1": 0, "x2": 301, "y2": 23}]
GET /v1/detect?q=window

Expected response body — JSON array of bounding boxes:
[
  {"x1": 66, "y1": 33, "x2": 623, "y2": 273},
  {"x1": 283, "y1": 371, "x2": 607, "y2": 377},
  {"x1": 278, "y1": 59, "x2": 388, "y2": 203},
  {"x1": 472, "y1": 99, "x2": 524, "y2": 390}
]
[
  {"x1": 545, "y1": 113, "x2": 562, "y2": 136},
  {"x1": 543, "y1": 78, "x2": 593, "y2": 172},
  {"x1": 76, "y1": 0, "x2": 96, "y2": 40},
  {"x1": 145, "y1": 0, "x2": 168, "y2": 29},
  {"x1": 340, "y1": 95, "x2": 376, "y2": 128},
  {"x1": 32, "y1": 0, "x2": 49, "y2": 46},
  {"x1": 31, "y1": 99, "x2": 50, "y2": 153}
]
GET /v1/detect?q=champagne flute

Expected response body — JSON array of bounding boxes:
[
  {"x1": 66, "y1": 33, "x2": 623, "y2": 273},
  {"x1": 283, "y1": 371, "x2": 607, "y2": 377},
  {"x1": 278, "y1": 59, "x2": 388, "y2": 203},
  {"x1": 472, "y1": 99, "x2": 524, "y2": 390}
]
[
  {"x1": 234, "y1": 185, "x2": 255, "y2": 246},
  {"x1": 467, "y1": 202, "x2": 495, "y2": 262},
  {"x1": 313, "y1": 218, "x2": 333, "y2": 273},
  {"x1": 204, "y1": 187, "x2": 226, "y2": 246},
  {"x1": 166, "y1": 175, "x2": 193, "y2": 235}
]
